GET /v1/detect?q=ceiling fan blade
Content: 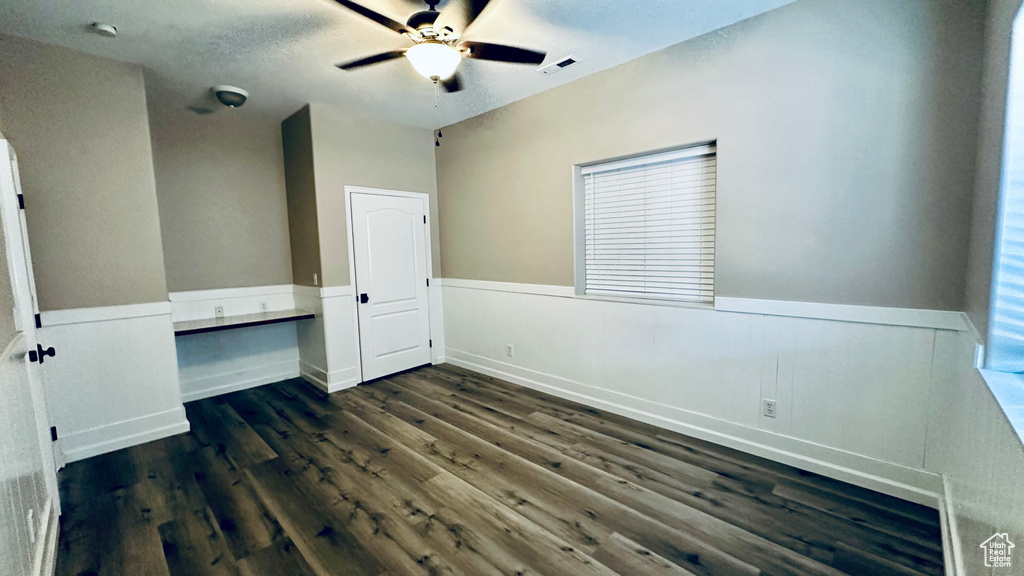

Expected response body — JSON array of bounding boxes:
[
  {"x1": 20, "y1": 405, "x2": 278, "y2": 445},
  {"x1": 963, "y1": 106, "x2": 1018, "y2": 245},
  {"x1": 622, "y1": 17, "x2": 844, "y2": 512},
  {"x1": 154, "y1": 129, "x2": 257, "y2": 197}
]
[
  {"x1": 441, "y1": 73, "x2": 463, "y2": 93},
  {"x1": 460, "y1": 41, "x2": 545, "y2": 65},
  {"x1": 457, "y1": 0, "x2": 491, "y2": 33},
  {"x1": 333, "y1": 0, "x2": 409, "y2": 34},
  {"x1": 337, "y1": 50, "x2": 407, "y2": 70}
]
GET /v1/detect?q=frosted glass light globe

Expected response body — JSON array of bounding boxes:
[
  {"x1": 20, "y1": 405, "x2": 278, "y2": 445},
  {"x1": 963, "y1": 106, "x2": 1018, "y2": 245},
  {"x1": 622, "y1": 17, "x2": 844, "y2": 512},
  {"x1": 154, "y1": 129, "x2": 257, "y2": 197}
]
[{"x1": 405, "y1": 41, "x2": 462, "y2": 80}]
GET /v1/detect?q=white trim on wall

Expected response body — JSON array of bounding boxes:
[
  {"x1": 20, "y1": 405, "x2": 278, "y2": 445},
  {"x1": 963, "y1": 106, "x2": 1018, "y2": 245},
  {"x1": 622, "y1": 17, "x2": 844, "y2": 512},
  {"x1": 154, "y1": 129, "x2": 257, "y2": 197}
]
[
  {"x1": 438, "y1": 278, "x2": 576, "y2": 298},
  {"x1": 179, "y1": 359, "x2": 300, "y2": 403},
  {"x1": 438, "y1": 279, "x2": 968, "y2": 331},
  {"x1": 939, "y1": 476, "x2": 963, "y2": 576},
  {"x1": 320, "y1": 285, "x2": 354, "y2": 299},
  {"x1": 714, "y1": 296, "x2": 967, "y2": 331},
  {"x1": 61, "y1": 406, "x2": 189, "y2": 463},
  {"x1": 40, "y1": 301, "x2": 171, "y2": 326}
]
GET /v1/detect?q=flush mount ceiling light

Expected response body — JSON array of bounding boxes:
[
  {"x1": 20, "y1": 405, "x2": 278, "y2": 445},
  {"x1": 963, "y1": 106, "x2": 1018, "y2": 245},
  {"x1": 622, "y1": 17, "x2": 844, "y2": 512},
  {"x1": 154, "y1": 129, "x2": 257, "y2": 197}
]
[
  {"x1": 90, "y1": 22, "x2": 117, "y2": 37},
  {"x1": 404, "y1": 41, "x2": 462, "y2": 81},
  {"x1": 211, "y1": 85, "x2": 248, "y2": 108},
  {"x1": 332, "y1": 0, "x2": 546, "y2": 93}
]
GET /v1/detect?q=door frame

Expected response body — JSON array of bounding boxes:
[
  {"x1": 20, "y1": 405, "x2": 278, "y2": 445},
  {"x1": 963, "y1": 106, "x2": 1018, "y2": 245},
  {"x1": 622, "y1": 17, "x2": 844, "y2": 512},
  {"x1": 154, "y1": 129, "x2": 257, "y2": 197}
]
[{"x1": 343, "y1": 185, "x2": 435, "y2": 383}]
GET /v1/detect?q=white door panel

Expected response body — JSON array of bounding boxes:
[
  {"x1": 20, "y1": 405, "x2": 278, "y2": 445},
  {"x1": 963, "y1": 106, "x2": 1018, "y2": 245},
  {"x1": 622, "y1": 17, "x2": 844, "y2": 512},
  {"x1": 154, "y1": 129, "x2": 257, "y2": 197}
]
[
  {"x1": 351, "y1": 192, "x2": 431, "y2": 381},
  {"x1": 0, "y1": 138, "x2": 58, "y2": 576}
]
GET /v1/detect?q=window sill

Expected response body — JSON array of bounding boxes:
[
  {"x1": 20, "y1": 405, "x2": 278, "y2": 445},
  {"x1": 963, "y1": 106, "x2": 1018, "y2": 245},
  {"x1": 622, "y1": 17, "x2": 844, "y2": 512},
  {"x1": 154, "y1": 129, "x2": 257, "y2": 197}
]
[
  {"x1": 979, "y1": 369, "x2": 1024, "y2": 445},
  {"x1": 574, "y1": 293, "x2": 715, "y2": 311}
]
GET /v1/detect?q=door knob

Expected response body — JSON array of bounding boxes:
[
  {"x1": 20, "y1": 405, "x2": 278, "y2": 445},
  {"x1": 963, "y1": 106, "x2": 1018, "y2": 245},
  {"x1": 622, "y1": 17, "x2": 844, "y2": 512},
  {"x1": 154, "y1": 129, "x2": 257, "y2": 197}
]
[
  {"x1": 28, "y1": 343, "x2": 56, "y2": 364},
  {"x1": 359, "y1": 293, "x2": 369, "y2": 304}
]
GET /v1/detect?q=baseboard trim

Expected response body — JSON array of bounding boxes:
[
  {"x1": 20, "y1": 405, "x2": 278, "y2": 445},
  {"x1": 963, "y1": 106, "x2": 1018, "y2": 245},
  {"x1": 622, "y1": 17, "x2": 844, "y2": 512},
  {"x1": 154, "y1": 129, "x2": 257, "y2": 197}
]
[
  {"x1": 40, "y1": 301, "x2": 172, "y2": 326},
  {"x1": 180, "y1": 360, "x2": 301, "y2": 403},
  {"x1": 63, "y1": 406, "x2": 190, "y2": 462},
  {"x1": 300, "y1": 361, "x2": 359, "y2": 394},
  {"x1": 445, "y1": 348, "x2": 942, "y2": 507},
  {"x1": 32, "y1": 497, "x2": 57, "y2": 576},
  {"x1": 940, "y1": 476, "x2": 965, "y2": 576}
]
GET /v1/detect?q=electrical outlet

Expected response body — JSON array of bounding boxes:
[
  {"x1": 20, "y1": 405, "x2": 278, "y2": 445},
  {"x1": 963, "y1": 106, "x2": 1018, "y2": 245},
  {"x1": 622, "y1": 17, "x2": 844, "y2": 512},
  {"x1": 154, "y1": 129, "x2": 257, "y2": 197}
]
[
  {"x1": 763, "y1": 399, "x2": 777, "y2": 419},
  {"x1": 214, "y1": 305, "x2": 224, "y2": 318},
  {"x1": 260, "y1": 302, "x2": 268, "y2": 312},
  {"x1": 313, "y1": 273, "x2": 318, "y2": 286},
  {"x1": 506, "y1": 344, "x2": 514, "y2": 357}
]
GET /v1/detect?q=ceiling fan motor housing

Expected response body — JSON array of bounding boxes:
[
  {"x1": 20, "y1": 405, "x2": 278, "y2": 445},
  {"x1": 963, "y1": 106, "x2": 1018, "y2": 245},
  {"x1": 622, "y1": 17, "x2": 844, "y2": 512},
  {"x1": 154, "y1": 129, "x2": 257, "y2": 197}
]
[{"x1": 407, "y1": 9, "x2": 440, "y2": 32}]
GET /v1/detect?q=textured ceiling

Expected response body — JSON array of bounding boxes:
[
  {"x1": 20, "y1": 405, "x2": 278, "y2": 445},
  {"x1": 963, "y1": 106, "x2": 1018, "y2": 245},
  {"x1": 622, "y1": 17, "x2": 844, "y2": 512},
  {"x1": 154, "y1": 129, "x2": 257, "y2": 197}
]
[{"x1": 0, "y1": 0, "x2": 794, "y2": 128}]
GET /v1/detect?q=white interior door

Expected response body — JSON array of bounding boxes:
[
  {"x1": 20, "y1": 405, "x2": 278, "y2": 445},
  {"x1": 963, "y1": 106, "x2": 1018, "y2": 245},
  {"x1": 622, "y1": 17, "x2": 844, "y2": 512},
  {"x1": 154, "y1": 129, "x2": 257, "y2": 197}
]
[
  {"x1": 0, "y1": 138, "x2": 59, "y2": 575},
  {"x1": 351, "y1": 191, "x2": 431, "y2": 381}
]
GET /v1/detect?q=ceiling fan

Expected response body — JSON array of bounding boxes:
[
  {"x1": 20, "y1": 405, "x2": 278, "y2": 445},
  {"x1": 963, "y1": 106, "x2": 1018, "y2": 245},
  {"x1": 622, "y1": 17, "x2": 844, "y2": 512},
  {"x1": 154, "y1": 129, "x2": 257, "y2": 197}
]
[{"x1": 333, "y1": 0, "x2": 547, "y2": 92}]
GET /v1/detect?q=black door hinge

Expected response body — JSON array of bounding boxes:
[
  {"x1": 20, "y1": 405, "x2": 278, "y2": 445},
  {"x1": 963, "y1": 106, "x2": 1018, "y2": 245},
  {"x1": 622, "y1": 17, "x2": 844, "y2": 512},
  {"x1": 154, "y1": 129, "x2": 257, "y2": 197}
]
[
  {"x1": 429, "y1": 339, "x2": 433, "y2": 348},
  {"x1": 50, "y1": 426, "x2": 58, "y2": 441},
  {"x1": 17, "y1": 194, "x2": 25, "y2": 210},
  {"x1": 423, "y1": 215, "x2": 426, "y2": 224},
  {"x1": 34, "y1": 313, "x2": 41, "y2": 329},
  {"x1": 426, "y1": 278, "x2": 430, "y2": 287}
]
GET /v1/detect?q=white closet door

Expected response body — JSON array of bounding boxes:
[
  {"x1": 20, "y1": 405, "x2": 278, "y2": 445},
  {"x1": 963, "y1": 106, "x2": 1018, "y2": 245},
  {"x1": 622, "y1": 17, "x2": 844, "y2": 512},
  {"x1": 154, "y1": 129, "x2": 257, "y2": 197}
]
[{"x1": 351, "y1": 192, "x2": 431, "y2": 381}]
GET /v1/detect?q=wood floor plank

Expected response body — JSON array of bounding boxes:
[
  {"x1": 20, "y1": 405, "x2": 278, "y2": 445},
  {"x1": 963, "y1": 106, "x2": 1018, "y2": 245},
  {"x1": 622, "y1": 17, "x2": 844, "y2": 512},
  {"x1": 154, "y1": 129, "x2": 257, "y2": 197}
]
[
  {"x1": 191, "y1": 445, "x2": 287, "y2": 561},
  {"x1": 58, "y1": 364, "x2": 945, "y2": 576},
  {"x1": 592, "y1": 532, "x2": 698, "y2": 576},
  {"x1": 436, "y1": 363, "x2": 939, "y2": 529},
  {"x1": 187, "y1": 401, "x2": 278, "y2": 468},
  {"x1": 350, "y1": 384, "x2": 761, "y2": 576},
  {"x1": 246, "y1": 457, "x2": 386, "y2": 576},
  {"x1": 237, "y1": 539, "x2": 318, "y2": 576},
  {"x1": 372, "y1": 377, "x2": 848, "y2": 576},
  {"x1": 158, "y1": 506, "x2": 241, "y2": 576}
]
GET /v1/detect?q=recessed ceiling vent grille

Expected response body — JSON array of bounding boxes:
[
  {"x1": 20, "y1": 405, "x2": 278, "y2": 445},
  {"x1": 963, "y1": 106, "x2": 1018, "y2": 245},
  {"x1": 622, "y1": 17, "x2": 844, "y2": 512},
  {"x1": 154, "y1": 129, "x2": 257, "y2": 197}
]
[{"x1": 538, "y1": 56, "x2": 579, "y2": 75}]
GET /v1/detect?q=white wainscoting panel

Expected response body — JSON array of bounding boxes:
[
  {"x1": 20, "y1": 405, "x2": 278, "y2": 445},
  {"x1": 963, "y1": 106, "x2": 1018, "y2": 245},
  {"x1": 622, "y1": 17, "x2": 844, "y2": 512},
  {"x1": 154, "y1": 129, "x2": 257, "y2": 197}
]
[
  {"x1": 441, "y1": 280, "x2": 947, "y2": 505},
  {"x1": 429, "y1": 283, "x2": 445, "y2": 364},
  {"x1": 171, "y1": 285, "x2": 304, "y2": 402},
  {"x1": 294, "y1": 284, "x2": 329, "y2": 390},
  {"x1": 293, "y1": 284, "x2": 360, "y2": 393},
  {"x1": 38, "y1": 307, "x2": 187, "y2": 463},
  {"x1": 176, "y1": 323, "x2": 300, "y2": 403},
  {"x1": 170, "y1": 284, "x2": 295, "y2": 322},
  {"x1": 321, "y1": 286, "x2": 360, "y2": 392}
]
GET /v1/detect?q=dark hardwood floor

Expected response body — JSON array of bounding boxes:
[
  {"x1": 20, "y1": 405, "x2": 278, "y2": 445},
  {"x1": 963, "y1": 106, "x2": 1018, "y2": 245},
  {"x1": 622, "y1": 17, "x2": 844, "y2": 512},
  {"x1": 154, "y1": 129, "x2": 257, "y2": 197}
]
[{"x1": 55, "y1": 363, "x2": 944, "y2": 576}]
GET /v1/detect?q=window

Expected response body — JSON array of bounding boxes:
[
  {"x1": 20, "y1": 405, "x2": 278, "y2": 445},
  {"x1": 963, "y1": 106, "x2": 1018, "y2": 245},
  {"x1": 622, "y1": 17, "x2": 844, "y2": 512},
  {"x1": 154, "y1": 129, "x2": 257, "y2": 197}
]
[
  {"x1": 576, "y1": 144, "x2": 717, "y2": 304},
  {"x1": 988, "y1": 15, "x2": 1024, "y2": 372}
]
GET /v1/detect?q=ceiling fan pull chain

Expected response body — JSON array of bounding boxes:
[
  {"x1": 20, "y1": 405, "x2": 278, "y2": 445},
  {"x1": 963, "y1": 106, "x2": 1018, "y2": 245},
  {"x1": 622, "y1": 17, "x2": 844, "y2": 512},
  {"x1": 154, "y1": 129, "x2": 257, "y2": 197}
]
[{"x1": 434, "y1": 80, "x2": 442, "y2": 147}]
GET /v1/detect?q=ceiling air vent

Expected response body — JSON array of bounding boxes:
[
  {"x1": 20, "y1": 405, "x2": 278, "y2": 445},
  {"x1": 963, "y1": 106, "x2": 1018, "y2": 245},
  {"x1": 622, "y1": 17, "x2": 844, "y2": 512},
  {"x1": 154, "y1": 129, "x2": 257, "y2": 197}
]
[{"x1": 538, "y1": 56, "x2": 579, "y2": 76}]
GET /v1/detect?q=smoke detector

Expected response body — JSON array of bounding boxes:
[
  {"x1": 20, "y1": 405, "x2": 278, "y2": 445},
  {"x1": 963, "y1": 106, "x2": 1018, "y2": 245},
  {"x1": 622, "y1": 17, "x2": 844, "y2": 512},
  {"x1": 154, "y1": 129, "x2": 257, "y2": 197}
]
[{"x1": 91, "y1": 23, "x2": 117, "y2": 38}]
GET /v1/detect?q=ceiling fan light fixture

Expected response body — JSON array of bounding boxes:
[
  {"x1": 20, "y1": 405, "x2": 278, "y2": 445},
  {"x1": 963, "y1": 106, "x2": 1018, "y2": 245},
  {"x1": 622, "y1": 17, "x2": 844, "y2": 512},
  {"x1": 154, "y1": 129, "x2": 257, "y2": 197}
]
[{"x1": 405, "y1": 41, "x2": 461, "y2": 81}]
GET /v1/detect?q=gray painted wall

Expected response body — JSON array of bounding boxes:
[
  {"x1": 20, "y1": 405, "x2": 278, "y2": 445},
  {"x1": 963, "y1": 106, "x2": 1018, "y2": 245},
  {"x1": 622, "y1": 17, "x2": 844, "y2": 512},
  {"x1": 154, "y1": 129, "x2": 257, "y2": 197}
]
[
  {"x1": 436, "y1": 0, "x2": 986, "y2": 311},
  {"x1": 308, "y1": 103, "x2": 440, "y2": 287},
  {"x1": 148, "y1": 87, "x2": 293, "y2": 292},
  {"x1": 967, "y1": 0, "x2": 1024, "y2": 342},
  {"x1": 282, "y1": 105, "x2": 322, "y2": 288},
  {"x1": 0, "y1": 35, "x2": 168, "y2": 310}
]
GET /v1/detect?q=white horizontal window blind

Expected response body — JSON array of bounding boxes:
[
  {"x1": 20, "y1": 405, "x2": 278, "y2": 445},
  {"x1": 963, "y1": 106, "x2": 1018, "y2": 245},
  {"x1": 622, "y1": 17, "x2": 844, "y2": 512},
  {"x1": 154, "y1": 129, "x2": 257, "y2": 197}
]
[{"x1": 582, "y1": 145, "x2": 716, "y2": 303}]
